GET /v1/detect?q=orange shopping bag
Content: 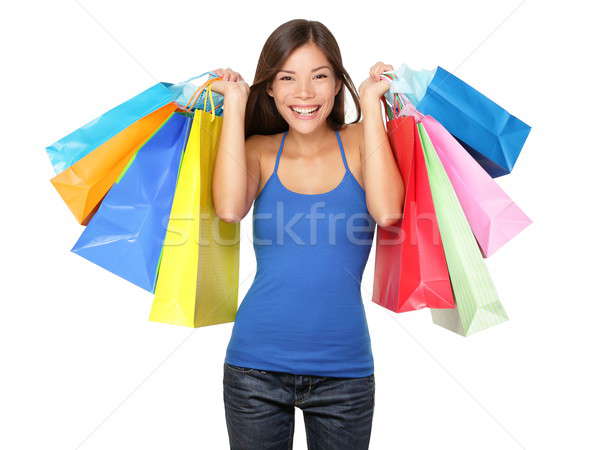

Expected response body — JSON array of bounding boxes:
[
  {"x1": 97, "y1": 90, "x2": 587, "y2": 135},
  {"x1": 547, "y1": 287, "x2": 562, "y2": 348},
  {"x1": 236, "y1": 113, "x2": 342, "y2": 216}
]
[{"x1": 50, "y1": 102, "x2": 178, "y2": 224}]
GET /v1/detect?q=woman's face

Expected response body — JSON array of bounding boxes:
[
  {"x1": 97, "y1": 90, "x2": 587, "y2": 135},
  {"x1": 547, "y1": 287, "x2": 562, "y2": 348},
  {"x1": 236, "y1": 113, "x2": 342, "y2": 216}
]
[{"x1": 267, "y1": 42, "x2": 341, "y2": 134}]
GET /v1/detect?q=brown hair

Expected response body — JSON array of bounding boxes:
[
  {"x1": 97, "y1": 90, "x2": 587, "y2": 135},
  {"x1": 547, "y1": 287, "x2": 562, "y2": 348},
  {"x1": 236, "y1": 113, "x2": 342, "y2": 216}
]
[{"x1": 244, "y1": 19, "x2": 362, "y2": 139}]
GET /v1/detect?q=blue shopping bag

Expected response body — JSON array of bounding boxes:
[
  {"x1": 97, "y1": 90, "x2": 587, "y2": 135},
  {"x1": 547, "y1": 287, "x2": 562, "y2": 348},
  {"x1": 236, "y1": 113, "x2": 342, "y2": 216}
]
[
  {"x1": 71, "y1": 112, "x2": 192, "y2": 292},
  {"x1": 44, "y1": 71, "x2": 223, "y2": 175},
  {"x1": 46, "y1": 83, "x2": 183, "y2": 174},
  {"x1": 416, "y1": 67, "x2": 531, "y2": 177}
]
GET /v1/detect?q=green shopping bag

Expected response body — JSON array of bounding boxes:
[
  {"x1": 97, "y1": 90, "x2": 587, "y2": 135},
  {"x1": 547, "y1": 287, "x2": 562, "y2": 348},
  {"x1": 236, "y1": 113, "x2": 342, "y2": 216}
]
[{"x1": 417, "y1": 122, "x2": 509, "y2": 336}]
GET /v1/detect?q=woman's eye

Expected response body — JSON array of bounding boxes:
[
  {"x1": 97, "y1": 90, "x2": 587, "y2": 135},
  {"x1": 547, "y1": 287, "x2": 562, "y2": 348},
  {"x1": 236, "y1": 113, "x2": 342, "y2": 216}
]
[{"x1": 279, "y1": 74, "x2": 327, "y2": 81}]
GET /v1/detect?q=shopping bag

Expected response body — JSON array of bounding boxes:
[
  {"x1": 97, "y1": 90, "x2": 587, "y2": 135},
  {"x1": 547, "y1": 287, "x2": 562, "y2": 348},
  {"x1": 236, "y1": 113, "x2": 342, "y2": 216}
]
[
  {"x1": 418, "y1": 67, "x2": 531, "y2": 177},
  {"x1": 371, "y1": 115, "x2": 454, "y2": 312},
  {"x1": 385, "y1": 65, "x2": 531, "y2": 177},
  {"x1": 70, "y1": 112, "x2": 192, "y2": 291},
  {"x1": 149, "y1": 109, "x2": 240, "y2": 327},
  {"x1": 421, "y1": 115, "x2": 532, "y2": 257},
  {"x1": 106, "y1": 74, "x2": 225, "y2": 187},
  {"x1": 46, "y1": 83, "x2": 182, "y2": 174},
  {"x1": 418, "y1": 123, "x2": 509, "y2": 335},
  {"x1": 50, "y1": 102, "x2": 178, "y2": 225},
  {"x1": 44, "y1": 71, "x2": 226, "y2": 174}
]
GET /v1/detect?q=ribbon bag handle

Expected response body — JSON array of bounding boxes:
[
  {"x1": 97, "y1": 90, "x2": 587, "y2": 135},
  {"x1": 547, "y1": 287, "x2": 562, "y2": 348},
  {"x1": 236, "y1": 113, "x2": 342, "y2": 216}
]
[
  {"x1": 380, "y1": 72, "x2": 397, "y2": 121},
  {"x1": 180, "y1": 71, "x2": 220, "y2": 84},
  {"x1": 185, "y1": 77, "x2": 223, "y2": 122},
  {"x1": 183, "y1": 78, "x2": 217, "y2": 110},
  {"x1": 201, "y1": 80, "x2": 221, "y2": 121},
  {"x1": 378, "y1": 71, "x2": 424, "y2": 122},
  {"x1": 174, "y1": 71, "x2": 223, "y2": 114},
  {"x1": 179, "y1": 74, "x2": 224, "y2": 120}
]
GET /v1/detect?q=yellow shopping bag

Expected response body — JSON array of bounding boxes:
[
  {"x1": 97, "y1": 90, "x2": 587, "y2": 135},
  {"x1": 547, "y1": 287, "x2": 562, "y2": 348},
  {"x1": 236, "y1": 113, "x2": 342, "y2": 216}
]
[{"x1": 149, "y1": 108, "x2": 240, "y2": 327}]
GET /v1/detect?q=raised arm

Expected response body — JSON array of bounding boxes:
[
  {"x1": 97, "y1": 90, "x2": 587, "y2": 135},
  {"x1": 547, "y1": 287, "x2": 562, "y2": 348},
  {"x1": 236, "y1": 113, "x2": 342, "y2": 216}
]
[
  {"x1": 357, "y1": 62, "x2": 405, "y2": 227},
  {"x1": 210, "y1": 68, "x2": 259, "y2": 223}
]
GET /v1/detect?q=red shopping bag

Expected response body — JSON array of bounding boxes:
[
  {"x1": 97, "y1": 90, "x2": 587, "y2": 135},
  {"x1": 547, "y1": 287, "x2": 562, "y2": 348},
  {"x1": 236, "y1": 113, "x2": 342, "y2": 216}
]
[{"x1": 371, "y1": 116, "x2": 455, "y2": 312}]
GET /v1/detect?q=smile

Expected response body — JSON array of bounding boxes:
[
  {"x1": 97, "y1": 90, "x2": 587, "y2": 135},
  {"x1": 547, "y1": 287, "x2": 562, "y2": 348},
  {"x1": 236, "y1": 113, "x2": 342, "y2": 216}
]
[{"x1": 289, "y1": 105, "x2": 321, "y2": 119}]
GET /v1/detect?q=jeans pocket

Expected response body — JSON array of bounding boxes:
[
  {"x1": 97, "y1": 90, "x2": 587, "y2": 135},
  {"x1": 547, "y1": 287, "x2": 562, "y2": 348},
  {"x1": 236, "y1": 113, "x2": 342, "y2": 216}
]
[
  {"x1": 224, "y1": 362, "x2": 255, "y2": 374},
  {"x1": 224, "y1": 362, "x2": 270, "y2": 375}
]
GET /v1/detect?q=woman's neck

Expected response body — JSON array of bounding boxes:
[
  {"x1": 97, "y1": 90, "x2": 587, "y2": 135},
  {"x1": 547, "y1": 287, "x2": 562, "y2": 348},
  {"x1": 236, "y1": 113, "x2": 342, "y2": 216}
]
[{"x1": 285, "y1": 124, "x2": 337, "y2": 156}]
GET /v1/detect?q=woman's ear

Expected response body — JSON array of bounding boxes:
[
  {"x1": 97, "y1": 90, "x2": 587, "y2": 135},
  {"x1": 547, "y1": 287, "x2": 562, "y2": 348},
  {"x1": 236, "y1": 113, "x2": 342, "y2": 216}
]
[{"x1": 266, "y1": 84, "x2": 273, "y2": 98}]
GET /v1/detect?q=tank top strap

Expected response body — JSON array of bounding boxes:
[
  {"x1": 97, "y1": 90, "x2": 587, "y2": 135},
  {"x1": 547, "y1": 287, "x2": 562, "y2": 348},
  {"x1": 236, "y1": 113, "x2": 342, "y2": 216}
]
[
  {"x1": 335, "y1": 130, "x2": 350, "y2": 172},
  {"x1": 273, "y1": 131, "x2": 288, "y2": 175},
  {"x1": 273, "y1": 130, "x2": 349, "y2": 175}
]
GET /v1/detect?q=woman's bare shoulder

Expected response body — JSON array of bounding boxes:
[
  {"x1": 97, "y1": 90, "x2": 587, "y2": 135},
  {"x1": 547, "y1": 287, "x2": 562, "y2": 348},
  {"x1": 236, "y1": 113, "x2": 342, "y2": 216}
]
[
  {"x1": 340, "y1": 122, "x2": 364, "y2": 153},
  {"x1": 245, "y1": 133, "x2": 283, "y2": 158},
  {"x1": 341, "y1": 122, "x2": 364, "y2": 147},
  {"x1": 343, "y1": 121, "x2": 364, "y2": 131},
  {"x1": 245, "y1": 133, "x2": 285, "y2": 179},
  {"x1": 246, "y1": 132, "x2": 284, "y2": 145},
  {"x1": 245, "y1": 133, "x2": 285, "y2": 194}
]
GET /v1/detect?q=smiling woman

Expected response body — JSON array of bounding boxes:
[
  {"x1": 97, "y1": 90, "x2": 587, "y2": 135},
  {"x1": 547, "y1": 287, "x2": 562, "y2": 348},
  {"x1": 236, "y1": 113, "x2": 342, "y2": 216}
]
[
  {"x1": 243, "y1": 28, "x2": 360, "y2": 137},
  {"x1": 266, "y1": 61, "x2": 339, "y2": 125},
  {"x1": 209, "y1": 18, "x2": 404, "y2": 450}
]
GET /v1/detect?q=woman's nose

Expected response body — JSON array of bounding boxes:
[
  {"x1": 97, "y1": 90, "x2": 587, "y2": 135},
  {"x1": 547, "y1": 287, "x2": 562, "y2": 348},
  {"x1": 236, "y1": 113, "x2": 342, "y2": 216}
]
[{"x1": 294, "y1": 79, "x2": 315, "y2": 98}]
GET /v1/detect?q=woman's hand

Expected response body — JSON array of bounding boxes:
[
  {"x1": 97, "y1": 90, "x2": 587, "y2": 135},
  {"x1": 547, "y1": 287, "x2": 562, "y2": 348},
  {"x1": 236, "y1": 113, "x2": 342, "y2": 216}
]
[
  {"x1": 209, "y1": 68, "x2": 250, "y2": 99},
  {"x1": 358, "y1": 62, "x2": 394, "y2": 104}
]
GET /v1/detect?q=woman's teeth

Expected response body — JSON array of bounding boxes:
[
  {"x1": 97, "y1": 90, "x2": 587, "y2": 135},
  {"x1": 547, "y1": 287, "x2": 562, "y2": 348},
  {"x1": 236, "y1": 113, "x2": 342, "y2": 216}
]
[{"x1": 290, "y1": 106, "x2": 320, "y2": 116}]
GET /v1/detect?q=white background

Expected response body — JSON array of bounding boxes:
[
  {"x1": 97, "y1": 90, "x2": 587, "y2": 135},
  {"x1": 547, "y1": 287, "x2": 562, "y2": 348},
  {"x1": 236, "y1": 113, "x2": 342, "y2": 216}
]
[{"x1": 2, "y1": 1, "x2": 599, "y2": 449}]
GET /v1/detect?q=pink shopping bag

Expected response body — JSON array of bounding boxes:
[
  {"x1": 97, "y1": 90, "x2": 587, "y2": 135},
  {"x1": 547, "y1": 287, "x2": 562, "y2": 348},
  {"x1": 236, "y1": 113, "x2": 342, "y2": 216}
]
[{"x1": 421, "y1": 115, "x2": 532, "y2": 257}]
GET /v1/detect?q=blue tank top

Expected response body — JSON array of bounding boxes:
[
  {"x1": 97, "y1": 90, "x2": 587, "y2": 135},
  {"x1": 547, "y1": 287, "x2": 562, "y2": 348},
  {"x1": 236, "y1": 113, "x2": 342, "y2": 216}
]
[{"x1": 225, "y1": 129, "x2": 376, "y2": 377}]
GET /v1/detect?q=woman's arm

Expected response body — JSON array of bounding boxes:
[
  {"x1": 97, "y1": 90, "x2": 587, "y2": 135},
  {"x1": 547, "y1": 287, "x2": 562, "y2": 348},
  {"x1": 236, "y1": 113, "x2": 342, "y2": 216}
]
[
  {"x1": 210, "y1": 69, "x2": 258, "y2": 223},
  {"x1": 358, "y1": 63, "x2": 405, "y2": 227}
]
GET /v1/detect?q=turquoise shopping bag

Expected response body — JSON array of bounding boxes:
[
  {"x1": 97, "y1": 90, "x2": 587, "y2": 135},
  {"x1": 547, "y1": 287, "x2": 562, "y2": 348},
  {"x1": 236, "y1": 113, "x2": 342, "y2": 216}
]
[
  {"x1": 45, "y1": 83, "x2": 182, "y2": 174},
  {"x1": 45, "y1": 71, "x2": 224, "y2": 174}
]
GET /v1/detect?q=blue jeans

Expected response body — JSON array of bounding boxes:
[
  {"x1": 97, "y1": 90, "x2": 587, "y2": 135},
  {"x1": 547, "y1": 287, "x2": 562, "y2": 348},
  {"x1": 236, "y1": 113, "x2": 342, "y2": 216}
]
[{"x1": 223, "y1": 362, "x2": 375, "y2": 449}]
